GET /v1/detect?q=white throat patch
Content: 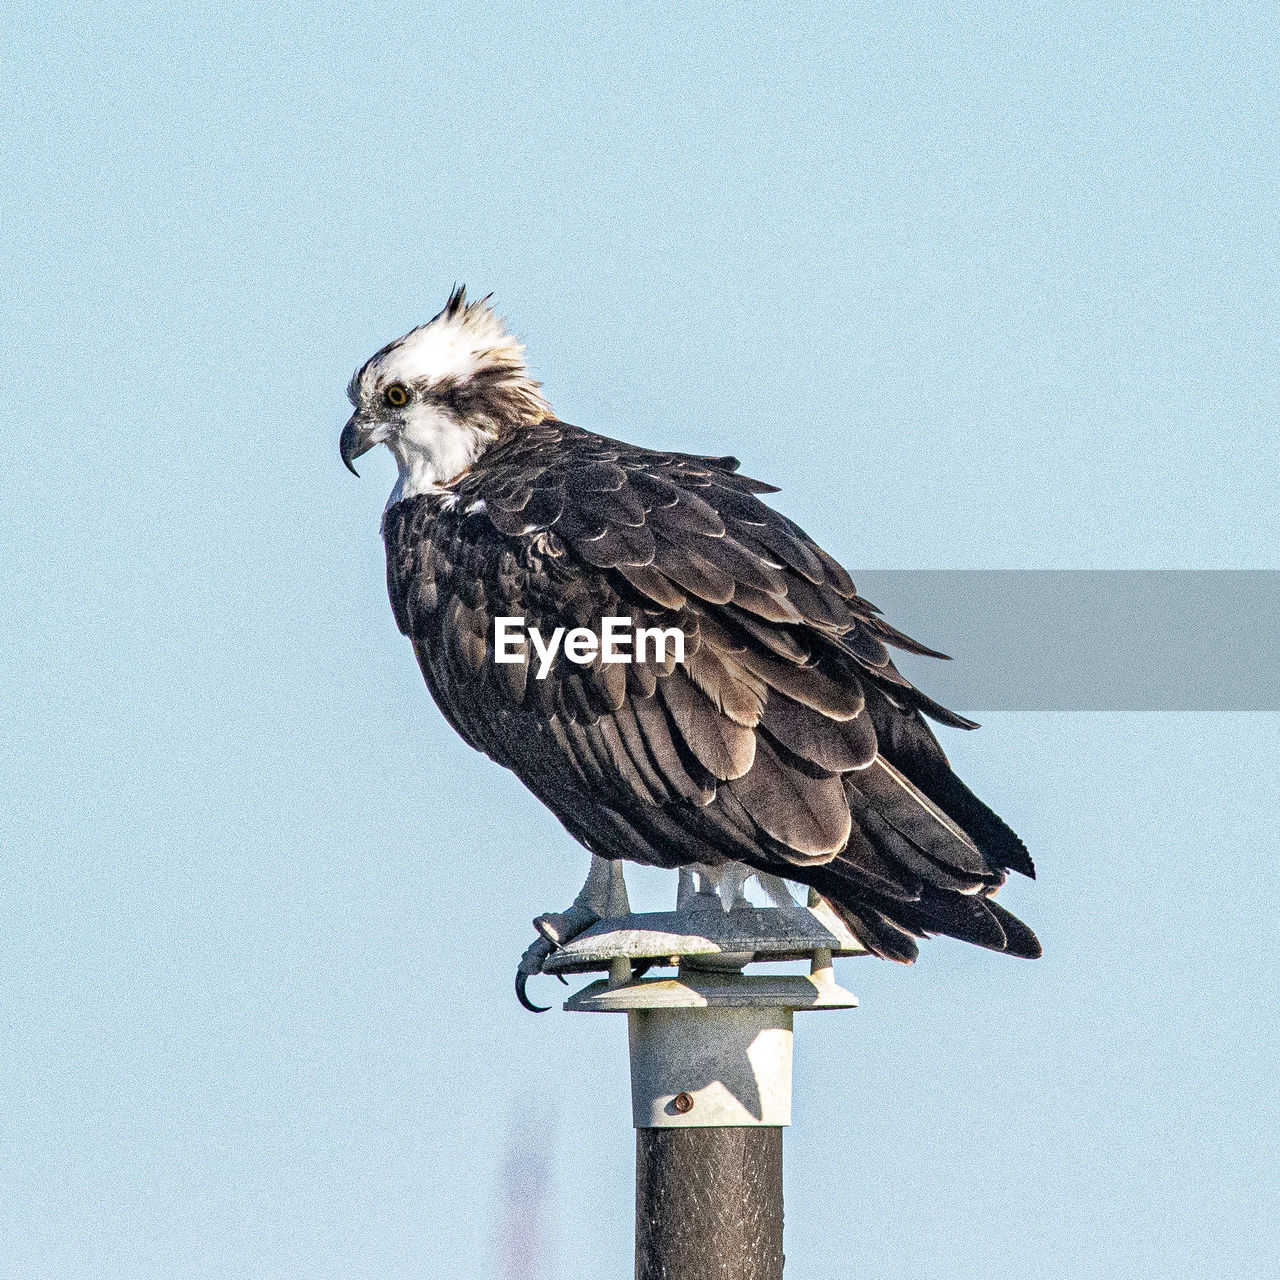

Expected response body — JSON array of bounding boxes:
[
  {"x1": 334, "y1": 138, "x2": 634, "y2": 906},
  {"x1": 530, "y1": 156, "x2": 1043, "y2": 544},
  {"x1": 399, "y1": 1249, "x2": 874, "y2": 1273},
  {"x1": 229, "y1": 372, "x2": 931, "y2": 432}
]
[{"x1": 385, "y1": 408, "x2": 495, "y2": 506}]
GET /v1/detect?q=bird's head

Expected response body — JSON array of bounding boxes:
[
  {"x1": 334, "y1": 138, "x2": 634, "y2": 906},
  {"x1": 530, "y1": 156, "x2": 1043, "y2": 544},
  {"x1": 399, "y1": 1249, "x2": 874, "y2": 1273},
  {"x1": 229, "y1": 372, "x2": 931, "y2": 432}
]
[{"x1": 340, "y1": 287, "x2": 551, "y2": 498}]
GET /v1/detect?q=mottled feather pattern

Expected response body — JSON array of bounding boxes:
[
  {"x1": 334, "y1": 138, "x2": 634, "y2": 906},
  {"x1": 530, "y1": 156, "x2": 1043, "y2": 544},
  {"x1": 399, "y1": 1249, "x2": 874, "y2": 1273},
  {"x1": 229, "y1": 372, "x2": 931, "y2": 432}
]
[{"x1": 382, "y1": 421, "x2": 1039, "y2": 960}]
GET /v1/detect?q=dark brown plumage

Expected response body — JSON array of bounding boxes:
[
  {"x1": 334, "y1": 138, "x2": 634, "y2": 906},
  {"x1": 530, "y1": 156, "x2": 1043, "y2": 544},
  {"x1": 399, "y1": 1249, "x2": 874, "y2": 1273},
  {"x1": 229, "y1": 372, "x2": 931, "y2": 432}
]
[{"x1": 381, "y1": 419, "x2": 1039, "y2": 963}]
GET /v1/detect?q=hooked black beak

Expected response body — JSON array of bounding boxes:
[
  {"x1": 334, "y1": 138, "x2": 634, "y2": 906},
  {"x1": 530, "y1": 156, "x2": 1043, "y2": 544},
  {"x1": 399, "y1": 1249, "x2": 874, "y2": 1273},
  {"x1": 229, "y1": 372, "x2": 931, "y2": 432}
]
[{"x1": 340, "y1": 413, "x2": 376, "y2": 477}]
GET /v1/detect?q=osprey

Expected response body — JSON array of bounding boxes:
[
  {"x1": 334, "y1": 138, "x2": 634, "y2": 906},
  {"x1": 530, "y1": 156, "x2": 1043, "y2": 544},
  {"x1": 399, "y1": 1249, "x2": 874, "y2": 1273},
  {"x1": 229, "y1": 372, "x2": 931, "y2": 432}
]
[{"x1": 341, "y1": 288, "x2": 1040, "y2": 1009}]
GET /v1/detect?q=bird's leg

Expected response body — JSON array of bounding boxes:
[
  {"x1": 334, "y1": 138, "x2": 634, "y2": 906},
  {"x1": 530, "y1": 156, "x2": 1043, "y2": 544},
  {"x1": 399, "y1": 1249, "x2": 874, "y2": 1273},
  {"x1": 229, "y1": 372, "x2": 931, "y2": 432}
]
[
  {"x1": 677, "y1": 863, "x2": 727, "y2": 913},
  {"x1": 535, "y1": 854, "x2": 627, "y2": 944},
  {"x1": 678, "y1": 861, "x2": 760, "y2": 912},
  {"x1": 677, "y1": 863, "x2": 799, "y2": 913},
  {"x1": 515, "y1": 855, "x2": 629, "y2": 1012},
  {"x1": 708, "y1": 864, "x2": 753, "y2": 911},
  {"x1": 757, "y1": 872, "x2": 798, "y2": 909},
  {"x1": 676, "y1": 867, "x2": 701, "y2": 910}
]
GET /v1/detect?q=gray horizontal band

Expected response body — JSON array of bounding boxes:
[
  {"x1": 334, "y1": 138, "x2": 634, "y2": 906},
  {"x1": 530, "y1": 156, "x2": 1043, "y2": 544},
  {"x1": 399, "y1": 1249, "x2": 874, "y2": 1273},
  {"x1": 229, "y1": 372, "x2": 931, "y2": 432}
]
[{"x1": 849, "y1": 570, "x2": 1279, "y2": 712}]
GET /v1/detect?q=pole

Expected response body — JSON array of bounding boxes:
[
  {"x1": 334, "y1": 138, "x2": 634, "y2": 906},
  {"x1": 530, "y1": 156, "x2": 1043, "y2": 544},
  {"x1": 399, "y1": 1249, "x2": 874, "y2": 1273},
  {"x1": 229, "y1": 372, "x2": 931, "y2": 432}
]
[
  {"x1": 636, "y1": 1127, "x2": 783, "y2": 1280},
  {"x1": 554, "y1": 897, "x2": 860, "y2": 1279},
  {"x1": 625, "y1": 994, "x2": 792, "y2": 1279}
]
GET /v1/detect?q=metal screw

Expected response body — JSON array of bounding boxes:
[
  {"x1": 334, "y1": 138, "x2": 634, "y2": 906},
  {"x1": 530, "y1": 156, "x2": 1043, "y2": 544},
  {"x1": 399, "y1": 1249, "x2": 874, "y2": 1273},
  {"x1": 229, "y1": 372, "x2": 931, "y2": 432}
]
[{"x1": 671, "y1": 1091, "x2": 694, "y2": 1114}]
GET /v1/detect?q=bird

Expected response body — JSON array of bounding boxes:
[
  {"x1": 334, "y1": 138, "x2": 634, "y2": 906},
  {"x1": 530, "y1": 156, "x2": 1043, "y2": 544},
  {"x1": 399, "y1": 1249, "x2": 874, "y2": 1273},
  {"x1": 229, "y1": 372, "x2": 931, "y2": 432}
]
[{"x1": 341, "y1": 287, "x2": 1040, "y2": 1009}]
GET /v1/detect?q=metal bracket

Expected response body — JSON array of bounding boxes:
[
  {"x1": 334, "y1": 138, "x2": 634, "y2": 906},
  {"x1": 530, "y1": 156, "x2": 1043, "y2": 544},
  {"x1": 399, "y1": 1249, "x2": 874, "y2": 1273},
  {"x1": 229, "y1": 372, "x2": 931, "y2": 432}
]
[{"x1": 560, "y1": 895, "x2": 859, "y2": 1128}]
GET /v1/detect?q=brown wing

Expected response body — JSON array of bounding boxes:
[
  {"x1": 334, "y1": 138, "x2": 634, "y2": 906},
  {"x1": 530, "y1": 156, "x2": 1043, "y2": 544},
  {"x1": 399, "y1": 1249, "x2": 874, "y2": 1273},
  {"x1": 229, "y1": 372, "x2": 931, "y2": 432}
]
[{"x1": 382, "y1": 422, "x2": 1038, "y2": 961}]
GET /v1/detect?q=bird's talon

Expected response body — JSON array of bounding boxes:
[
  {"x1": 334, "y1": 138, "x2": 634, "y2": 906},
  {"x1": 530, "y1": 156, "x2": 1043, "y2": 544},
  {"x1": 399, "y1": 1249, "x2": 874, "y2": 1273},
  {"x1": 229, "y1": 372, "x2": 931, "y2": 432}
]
[
  {"x1": 515, "y1": 969, "x2": 552, "y2": 1013},
  {"x1": 515, "y1": 935, "x2": 558, "y2": 1013},
  {"x1": 514, "y1": 859, "x2": 628, "y2": 1008}
]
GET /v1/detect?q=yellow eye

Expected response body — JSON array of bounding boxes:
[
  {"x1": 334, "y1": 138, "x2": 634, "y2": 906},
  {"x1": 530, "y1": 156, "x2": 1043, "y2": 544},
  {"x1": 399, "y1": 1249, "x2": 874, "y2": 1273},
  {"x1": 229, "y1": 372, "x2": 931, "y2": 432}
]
[{"x1": 384, "y1": 383, "x2": 409, "y2": 408}]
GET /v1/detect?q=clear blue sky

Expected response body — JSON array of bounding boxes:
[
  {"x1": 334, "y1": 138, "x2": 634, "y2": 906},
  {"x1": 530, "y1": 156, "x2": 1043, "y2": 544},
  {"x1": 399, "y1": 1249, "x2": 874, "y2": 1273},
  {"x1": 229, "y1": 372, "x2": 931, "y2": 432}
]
[{"x1": 3, "y1": 3, "x2": 1277, "y2": 1277}]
